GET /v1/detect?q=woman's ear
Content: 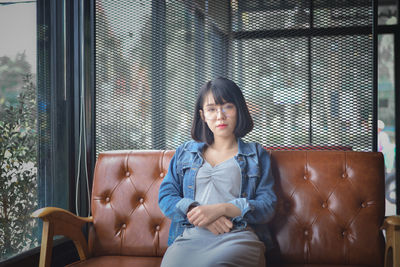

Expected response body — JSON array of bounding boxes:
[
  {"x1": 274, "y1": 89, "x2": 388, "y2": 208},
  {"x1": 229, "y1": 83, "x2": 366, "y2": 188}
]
[{"x1": 199, "y1": 109, "x2": 205, "y2": 121}]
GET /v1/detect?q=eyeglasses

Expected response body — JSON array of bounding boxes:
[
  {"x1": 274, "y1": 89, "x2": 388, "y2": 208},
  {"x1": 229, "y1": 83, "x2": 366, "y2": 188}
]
[{"x1": 203, "y1": 103, "x2": 236, "y2": 120}]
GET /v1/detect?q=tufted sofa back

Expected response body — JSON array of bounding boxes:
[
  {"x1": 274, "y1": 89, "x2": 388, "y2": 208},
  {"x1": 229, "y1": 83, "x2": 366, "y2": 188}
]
[
  {"x1": 89, "y1": 150, "x2": 385, "y2": 265},
  {"x1": 89, "y1": 150, "x2": 174, "y2": 257},
  {"x1": 268, "y1": 151, "x2": 385, "y2": 266}
]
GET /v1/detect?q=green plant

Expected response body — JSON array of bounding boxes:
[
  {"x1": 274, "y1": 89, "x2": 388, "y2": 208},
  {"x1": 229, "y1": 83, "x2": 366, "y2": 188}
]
[
  {"x1": 0, "y1": 73, "x2": 38, "y2": 259},
  {"x1": 0, "y1": 53, "x2": 31, "y2": 108}
]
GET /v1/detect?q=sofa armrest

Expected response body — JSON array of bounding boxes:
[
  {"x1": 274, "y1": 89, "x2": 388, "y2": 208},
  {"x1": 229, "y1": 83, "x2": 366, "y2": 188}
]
[
  {"x1": 382, "y1": 216, "x2": 400, "y2": 267},
  {"x1": 32, "y1": 207, "x2": 93, "y2": 267}
]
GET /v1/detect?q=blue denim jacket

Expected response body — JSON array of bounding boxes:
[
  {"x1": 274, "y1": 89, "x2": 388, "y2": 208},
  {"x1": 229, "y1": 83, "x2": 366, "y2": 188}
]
[{"x1": 158, "y1": 138, "x2": 277, "y2": 249}]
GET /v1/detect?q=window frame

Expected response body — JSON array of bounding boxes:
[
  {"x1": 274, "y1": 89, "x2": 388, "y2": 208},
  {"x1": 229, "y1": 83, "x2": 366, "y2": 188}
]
[
  {"x1": 376, "y1": 0, "x2": 400, "y2": 215},
  {"x1": 0, "y1": 0, "x2": 94, "y2": 264}
]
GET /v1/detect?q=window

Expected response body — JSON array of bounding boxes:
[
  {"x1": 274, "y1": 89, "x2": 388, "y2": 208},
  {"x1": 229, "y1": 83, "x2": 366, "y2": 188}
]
[
  {"x1": 0, "y1": 0, "x2": 39, "y2": 260},
  {"x1": 1, "y1": 0, "x2": 79, "y2": 263},
  {"x1": 232, "y1": 0, "x2": 373, "y2": 150},
  {"x1": 377, "y1": 0, "x2": 398, "y2": 215},
  {"x1": 95, "y1": 0, "x2": 230, "y2": 152},
  {"x1": 378, "y1": 34, "x2": 396, "y2": 215}
]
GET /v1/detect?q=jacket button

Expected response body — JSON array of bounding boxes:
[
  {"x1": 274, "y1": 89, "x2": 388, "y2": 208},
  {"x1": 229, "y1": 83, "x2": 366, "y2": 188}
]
[{"x1": 242, "y1": 192, "x2": 247, "y2": 197}]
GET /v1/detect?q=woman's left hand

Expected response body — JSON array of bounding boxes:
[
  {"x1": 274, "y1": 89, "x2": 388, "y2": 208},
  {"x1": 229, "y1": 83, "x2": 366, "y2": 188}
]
[
  {"x1": 187, "y1": 204, "x2": 224, "y2": 226},
  {"x1": 205, "y1": 216, "x2": 233, "y2": 234}
]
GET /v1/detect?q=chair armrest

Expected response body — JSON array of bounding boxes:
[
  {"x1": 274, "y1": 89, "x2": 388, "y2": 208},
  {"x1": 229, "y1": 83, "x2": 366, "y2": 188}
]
[
  {"x1": 384, "y1": 215, "x2": 400, "y2": 227},
  {"x1": 382, "y1": 216, "x2": 400, "y2": 267},
  {"x1": 32, "y1": 207, "x2": 93, "y2": 267}
]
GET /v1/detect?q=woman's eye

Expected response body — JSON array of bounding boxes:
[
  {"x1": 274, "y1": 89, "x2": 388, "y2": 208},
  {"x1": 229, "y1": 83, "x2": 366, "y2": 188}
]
[
  {"x1": 207, "y1": 108, "x2": 215, "y2": 112},
  {"x1": 224, "y1": 104, "x2": 234, "y2": 109}
]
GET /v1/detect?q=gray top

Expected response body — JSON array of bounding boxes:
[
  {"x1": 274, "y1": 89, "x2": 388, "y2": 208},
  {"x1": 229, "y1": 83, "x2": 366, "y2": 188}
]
[{"x1": 194, "y1": 157, "x2": 241, "y2": 205}]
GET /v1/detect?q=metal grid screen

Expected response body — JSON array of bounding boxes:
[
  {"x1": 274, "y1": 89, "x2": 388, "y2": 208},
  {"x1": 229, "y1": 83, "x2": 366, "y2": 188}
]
[{"x1": 95, "y1": 0, "x2": 373, "y2": 153}]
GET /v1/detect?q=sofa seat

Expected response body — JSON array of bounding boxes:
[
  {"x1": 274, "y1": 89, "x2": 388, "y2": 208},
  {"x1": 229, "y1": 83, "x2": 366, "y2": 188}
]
[{"x1": 66, "y1": 255, "x2": 162, "y2": 267}]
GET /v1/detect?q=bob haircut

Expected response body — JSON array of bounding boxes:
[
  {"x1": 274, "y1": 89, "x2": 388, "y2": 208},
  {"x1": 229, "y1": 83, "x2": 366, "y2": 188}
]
[{"x1": 191, "y1": 77, "x2": 254, "y2": 145}]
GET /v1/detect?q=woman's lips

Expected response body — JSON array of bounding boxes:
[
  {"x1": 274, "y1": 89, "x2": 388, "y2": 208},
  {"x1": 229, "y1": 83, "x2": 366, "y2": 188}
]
[{"x1": 217, "y1": 124, "x2": 227, "y2": 129}]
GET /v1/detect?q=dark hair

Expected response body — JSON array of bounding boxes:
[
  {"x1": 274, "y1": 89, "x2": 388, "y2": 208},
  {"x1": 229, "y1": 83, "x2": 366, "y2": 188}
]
[{"x1": 191, "y1": 77, "x2": 254, "y2": 145}]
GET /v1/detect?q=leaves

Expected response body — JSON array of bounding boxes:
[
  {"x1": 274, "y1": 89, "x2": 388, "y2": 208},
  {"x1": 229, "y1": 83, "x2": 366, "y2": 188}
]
[{"x1": 0, "y1": 73, "x2": 38, "y2": 259}]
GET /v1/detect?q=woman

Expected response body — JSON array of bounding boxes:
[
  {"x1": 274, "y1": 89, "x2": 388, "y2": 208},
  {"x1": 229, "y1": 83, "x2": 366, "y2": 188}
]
[{"x1": 158, "y1": 77, "x2": 276, "y2": 267}]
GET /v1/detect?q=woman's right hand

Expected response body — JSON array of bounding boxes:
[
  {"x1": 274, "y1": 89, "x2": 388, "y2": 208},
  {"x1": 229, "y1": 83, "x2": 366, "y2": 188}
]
[{"x1": 205, "y1": 216, "x2": 233, "y2": 235}]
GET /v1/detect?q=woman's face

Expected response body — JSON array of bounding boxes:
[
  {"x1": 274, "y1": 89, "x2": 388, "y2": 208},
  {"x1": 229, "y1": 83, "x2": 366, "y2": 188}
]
[{"x1": 200, "y1": 91, "x2": 237, "y2": 139}]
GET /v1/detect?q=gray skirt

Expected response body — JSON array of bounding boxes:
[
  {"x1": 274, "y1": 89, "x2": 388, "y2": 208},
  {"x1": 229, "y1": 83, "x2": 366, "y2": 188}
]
[{"x1": 161, "y1": 227, "x2": 266, "y2": 267}]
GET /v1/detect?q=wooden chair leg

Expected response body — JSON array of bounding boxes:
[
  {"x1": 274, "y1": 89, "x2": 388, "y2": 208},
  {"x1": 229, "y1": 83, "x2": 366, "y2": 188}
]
[
  {"x1": 39, "y1": 221, "x2": 54, "y2": 267},
  {"x1": 384, "y1": 223, "x2": 400, "y2": 267},
  {"x1": 395, "y1": 227, "x2": 400, "y2": 267}
]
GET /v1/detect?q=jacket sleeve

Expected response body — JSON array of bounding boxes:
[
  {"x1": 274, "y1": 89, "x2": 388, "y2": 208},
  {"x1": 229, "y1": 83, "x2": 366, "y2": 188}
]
[
  {"x1": 158, "y1": 145, "x2": 199, "y2": 221},
  {"x1": 229, "y1": 143, "x2": 277, "y2": 225}
]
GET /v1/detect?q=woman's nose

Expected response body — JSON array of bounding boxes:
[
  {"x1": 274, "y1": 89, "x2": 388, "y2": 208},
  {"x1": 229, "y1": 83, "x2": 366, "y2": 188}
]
[{"x1": 216, "y1": 107, "x2": 226, "y2": 119}]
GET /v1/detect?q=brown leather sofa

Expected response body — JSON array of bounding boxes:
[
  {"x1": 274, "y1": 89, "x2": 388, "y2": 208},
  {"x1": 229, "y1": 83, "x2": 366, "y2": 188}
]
[{"x1": 33, "y1": 150, "x2": 400, "y2": 267}]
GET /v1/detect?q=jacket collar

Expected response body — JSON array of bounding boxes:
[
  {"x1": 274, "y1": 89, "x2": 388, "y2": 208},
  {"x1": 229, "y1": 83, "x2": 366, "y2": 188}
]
[
  {"x1": 237, "y1": 138, "x2": 255, "y2": 156},
  {"x1": 186, "y1": 138, "x2": 255, "y2": 156},
  {"x1": 186, "y1": 141, "x2": 206, "y2": 153}
]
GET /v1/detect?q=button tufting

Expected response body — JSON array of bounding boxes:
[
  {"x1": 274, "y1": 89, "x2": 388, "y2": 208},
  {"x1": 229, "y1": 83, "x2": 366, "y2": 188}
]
[
  {"x1": 322, "y1": 202, "x2": 327, "y2": 208},
  {"x1": 342, "y1": 231, "x2": 347, "y2": 236},
  {"x1": 126, "y1": 172, "x2": 130, "y2": 177},
  {"x1": 156, "y1": 225, "x2": 160, "y2": 231},
  {"x1": 304, "y1": 230, "x2": 309, "y2": 236},
  {"x1": 303, "y1": 175, "x2": 308, "y2": 180},
  {"x1": 160, "y1": 173, "x2": 164, "y2": 178},
  {"x1": 361, "y1": 202, "x2": 367, "y2": 208},
  {"x1": 342, "y1": 173, "x2": 347, "y2": 178},
  {"x1": 139, "y1": 197, "x2": 144, "y2": 204},
  {"x1": 105, "y1": 197, "x2": 110, "y2": 202},
  {"x1": 122, "y1": 224, "x2": 127, "y2": 229}
]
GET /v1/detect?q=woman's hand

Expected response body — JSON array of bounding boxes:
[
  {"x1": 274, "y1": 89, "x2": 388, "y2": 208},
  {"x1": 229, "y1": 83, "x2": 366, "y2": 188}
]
[
  {"x1": 187, "y1": 204, "x2": 224, "y2": 227},
  {"x1": 187, "y1": 203, "x2": 241, "y2": 227},
  {"x1": 205, "y1": 216, "x2": 233, "y2": 235}
]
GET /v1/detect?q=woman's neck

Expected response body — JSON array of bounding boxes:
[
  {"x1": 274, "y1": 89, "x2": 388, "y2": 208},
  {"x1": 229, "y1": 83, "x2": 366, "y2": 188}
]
[{"x1": 210, "y1": 136, "x2": 238, "y2": 151}]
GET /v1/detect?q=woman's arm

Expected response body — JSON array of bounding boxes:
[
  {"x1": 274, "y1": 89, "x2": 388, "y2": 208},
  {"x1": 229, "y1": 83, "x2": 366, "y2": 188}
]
[
  {"x1": 158, "y1": 146, "x2": 199, "y2": 221},
  {"x1": 228, "y1": 143, "x2": 277, "y2": 225}
]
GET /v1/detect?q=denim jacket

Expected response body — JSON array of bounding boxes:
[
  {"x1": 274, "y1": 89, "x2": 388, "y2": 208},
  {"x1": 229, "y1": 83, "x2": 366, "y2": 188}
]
[{"x1": 158, "y1": 138, "x2": 277, "y2": 249}]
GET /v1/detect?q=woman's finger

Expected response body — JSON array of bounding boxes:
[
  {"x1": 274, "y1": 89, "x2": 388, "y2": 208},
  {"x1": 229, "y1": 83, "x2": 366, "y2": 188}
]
[
  {"x1": 208, "y1": 225, "x2": 218, "y2": 235},
  {"x1": 222, "y1": 217, "x2": 233, "y2": 229},
  {"x1": 187, "y1": 209, "x2": 201, "y2": 224},
  {"x1": 192, "y1": 214, "x2": 204, "y2": 226},
  {"x1": 197, "y1": 218, "x2": 209, "y2": 227},
  {"x1": 187, "y1": 207, "x2": 197, "y2": 218},
  {"x1": 217, "y1": 220, "x2": 230, "y2": 233}
]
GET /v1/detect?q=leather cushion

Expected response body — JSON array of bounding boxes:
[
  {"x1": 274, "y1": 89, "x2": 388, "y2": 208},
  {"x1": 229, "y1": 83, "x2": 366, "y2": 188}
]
[{"x1": 66, "y1": 255, "x2": 162, "y2": 267}]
